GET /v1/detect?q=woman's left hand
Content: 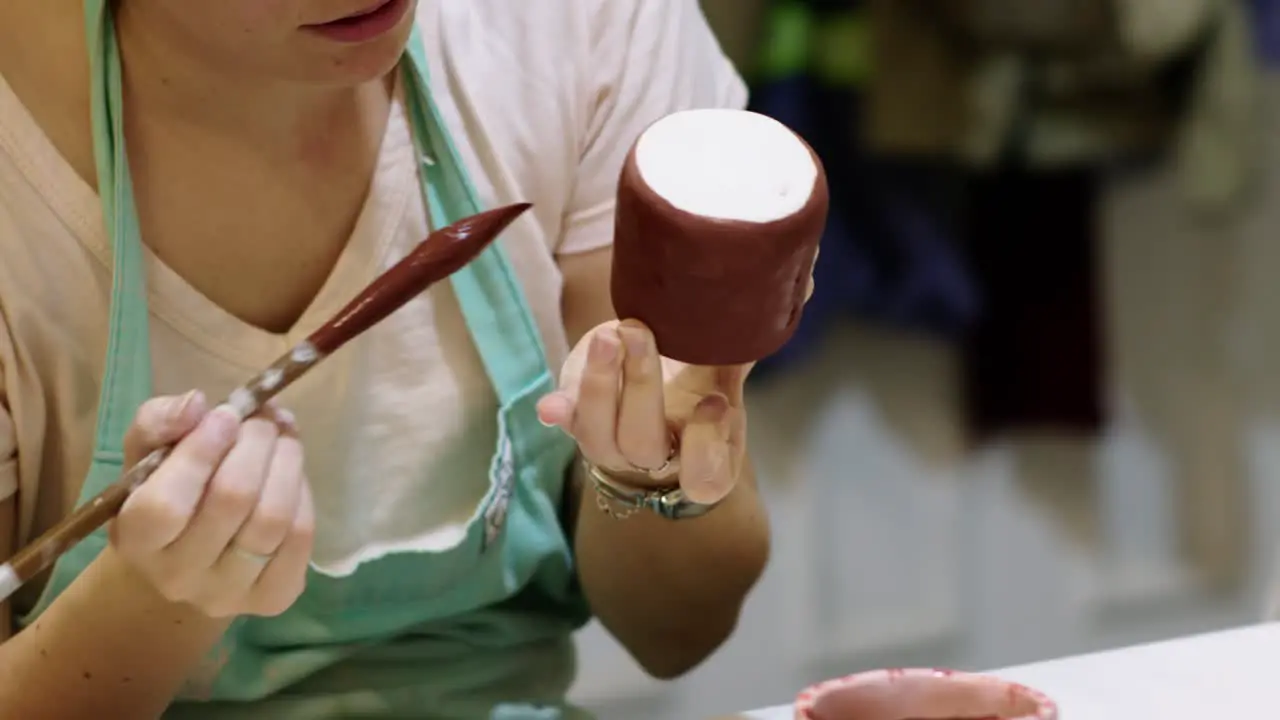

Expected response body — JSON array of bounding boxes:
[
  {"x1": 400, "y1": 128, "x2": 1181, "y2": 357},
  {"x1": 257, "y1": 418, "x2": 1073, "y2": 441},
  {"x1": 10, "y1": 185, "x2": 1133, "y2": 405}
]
[{"x1": 536, "y1": 320, "x2": 752, "y2": 505}]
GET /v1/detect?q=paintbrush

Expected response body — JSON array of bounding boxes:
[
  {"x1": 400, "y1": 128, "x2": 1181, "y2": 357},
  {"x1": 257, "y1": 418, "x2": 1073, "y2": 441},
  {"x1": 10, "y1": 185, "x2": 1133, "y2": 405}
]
[{"x1": 0, "y1": 202, "x2": 532, "y2": 603}]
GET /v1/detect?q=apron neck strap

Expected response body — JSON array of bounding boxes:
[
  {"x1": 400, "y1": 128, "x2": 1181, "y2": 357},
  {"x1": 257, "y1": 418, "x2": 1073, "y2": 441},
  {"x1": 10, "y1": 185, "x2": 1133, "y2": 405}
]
[
  {"x1": 399, "y1": 28, "x2": 555, "y2": 401},
  {"x1": 84, "y1": 0, "x2": 155, "y2": 459}
]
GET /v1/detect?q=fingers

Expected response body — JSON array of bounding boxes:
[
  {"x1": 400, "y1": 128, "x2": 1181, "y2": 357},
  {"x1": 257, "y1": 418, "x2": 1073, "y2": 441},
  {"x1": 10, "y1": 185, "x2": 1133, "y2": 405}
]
[
  {"x1": 113, "y1": 398, "x2": 314, "y2": 619},
  {"x1": 615, "y1": 321, "x2": 670, "y2": 470},
  {"x1": 715, "y1": 364, "x2": 752, "y2": 407},
  {"x1": 569, "y1": 326, "x2": 627, "y2": 468},
  {"x1": 537, "y1": 321, "x2": 674, "y2": 475},
  {"x1": 162, "y1": 414, "x2": 280, "y2": 570},
  {"x1": 536, "y1": 391, "x2": 573, "y2": 428},
  {"x1": 230, "y1": 427, "x2": 304, "y2": 556},
  {"x1": 802, "y1": 247, "x2": 819, "y2": 305},
  {"x1": 117, "y1": 404, "x2": 240, "y2": 553},
  {"x1": 679, "y1": 394, "x2": 734, "y2": 504},
  {"x1": 541, "y1": 320, "x2": 747, "y2": 496},
  {"x1": 122, "y1": 391, "x2": 208, "y2": 467},
  {"x1": 203, "y1": 429, "x2": 305, "y2": 617},
  {"x1": 248, "y1": 478, "x2": 315, "y2": 617},
  {"x1": 203, "y1": 550, "x2": 271, "y2": 618}
]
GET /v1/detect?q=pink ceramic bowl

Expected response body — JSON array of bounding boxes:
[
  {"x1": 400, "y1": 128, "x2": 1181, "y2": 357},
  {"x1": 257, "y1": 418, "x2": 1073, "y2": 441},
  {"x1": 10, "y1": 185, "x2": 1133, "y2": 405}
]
[{"x1": 794, "y1": 668, "x2": 1058, "y2": 720}]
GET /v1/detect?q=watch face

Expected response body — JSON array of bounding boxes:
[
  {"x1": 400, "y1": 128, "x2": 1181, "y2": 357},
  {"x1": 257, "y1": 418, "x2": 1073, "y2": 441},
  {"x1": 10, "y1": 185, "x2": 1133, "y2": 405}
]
[
  {"x1": 660, "y1": 493, "x2": 717, "y2": 520},
  {"x1": 584, "y1": 459, "x2": 718, "y2": 520}
]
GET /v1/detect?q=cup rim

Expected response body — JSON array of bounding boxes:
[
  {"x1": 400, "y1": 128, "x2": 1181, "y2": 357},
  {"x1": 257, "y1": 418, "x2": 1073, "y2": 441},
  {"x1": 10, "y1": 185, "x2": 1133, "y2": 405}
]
[{"x1": 794, "y1": 667, "x2": 1058, "y2": 720}]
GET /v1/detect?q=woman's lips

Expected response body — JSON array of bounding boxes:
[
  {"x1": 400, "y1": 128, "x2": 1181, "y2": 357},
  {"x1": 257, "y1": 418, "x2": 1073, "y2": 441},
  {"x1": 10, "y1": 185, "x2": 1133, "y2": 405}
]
[{"x1": 304, "y1": 0, "x2": 410, "y2": 43}]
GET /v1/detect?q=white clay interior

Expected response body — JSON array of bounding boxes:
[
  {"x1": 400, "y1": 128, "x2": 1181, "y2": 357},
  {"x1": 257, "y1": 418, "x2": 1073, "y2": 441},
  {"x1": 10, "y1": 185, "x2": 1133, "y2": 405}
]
[{"x1": 634, "y1": 108, "x2": 818, "y2": 224}]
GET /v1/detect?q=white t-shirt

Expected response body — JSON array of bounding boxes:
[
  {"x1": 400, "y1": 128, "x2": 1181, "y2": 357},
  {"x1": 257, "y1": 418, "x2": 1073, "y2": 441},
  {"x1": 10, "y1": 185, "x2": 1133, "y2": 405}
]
[{"x1": 0, "y1": 0, "x2": 746, "y2": 596}]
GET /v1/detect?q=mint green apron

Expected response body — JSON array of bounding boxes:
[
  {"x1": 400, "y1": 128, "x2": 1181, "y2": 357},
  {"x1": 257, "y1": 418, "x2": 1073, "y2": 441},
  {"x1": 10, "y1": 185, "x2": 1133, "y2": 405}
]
[{"x1": 18, "y1": 4, "x2": 591, "y2": 718}]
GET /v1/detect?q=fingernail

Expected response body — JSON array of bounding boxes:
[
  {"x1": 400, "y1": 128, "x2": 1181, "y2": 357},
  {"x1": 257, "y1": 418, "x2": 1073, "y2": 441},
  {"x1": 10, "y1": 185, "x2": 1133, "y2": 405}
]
[
  {"x1": 168, "y1": 390, "x2": 204, "y2": 422},
  {"x1": 590, "y1": 330, "x2": 619, "y2": 364},
  {"x1": 203, "y1": 404, "x2": 242, "y2": 444},
  {"x1": 276, "y1": 408, "x2": 298, "y2": 433},
  {"x1": 693, "y1": 394, "x2": 730, "y2": 424},
  {"x1": 536, "y1": 401, "x2": 556, "y2": 427},
  {"x1": 618, "y1": 324, "x2": 649, "y2": 358},
  {"x1": 537, "y1": 393, "x2": 570, "y2": 428}
]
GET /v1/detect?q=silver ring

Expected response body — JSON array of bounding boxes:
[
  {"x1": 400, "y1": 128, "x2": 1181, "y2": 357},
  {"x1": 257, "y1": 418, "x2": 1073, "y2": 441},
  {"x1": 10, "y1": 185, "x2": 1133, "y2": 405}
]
[
  {"x1": 632, "y1": 456, "x2": 673, "y2": 476},
  {"x1": 628, "y1": 433, "x2": 680, "y2": 477},
  {"x1": 230, "y1": 545, "x2": 274, "y2": 566}
]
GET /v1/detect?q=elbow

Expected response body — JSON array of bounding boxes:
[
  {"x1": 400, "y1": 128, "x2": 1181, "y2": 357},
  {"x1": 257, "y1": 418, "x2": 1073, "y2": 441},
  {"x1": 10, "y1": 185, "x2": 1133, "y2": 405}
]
[
  {"x1": 632, "y1": 524, "x2": 770, "y2": 679},
  {"x1": 629, "y1": 560, "x2": 764, "y2": 679},
  {"x1": 629, "y1": 609, "x2": 743, "y2": 680},
  {"x1": 605, "y1": 484, "x2": 771, "y2": 680}
]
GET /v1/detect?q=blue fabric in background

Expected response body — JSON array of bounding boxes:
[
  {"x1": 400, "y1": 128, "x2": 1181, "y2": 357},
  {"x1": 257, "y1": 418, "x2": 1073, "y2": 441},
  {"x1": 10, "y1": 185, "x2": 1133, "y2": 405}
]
[
  {"x1": 745, "y1": 0, "x2": 1252, "y2": 438},
  {"x1": 745, "y1": 0, "x2": 980, "y2": 381},
  {"x1": 1251, "y1": 0, "x2": 1280, "y2": 66}
]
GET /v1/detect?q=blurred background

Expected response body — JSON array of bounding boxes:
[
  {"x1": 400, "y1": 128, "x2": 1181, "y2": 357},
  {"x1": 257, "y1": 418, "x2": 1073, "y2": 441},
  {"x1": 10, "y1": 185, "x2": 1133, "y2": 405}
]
[{"x1": 571, "y1": 0, "x2": 1280, "y2": 717}]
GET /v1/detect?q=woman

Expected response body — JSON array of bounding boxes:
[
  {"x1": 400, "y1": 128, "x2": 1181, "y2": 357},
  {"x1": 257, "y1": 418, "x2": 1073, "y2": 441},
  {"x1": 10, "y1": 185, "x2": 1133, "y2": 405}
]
[{"x1": 0, "y1": 0, "x2": 772, "y2": 717}]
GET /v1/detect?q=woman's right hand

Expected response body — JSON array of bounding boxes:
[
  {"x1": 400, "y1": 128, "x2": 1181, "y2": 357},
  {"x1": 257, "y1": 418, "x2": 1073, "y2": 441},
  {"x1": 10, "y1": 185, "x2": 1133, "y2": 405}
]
[{"x1": 110, "y1": 391, "x2": 315, "y2": 619}]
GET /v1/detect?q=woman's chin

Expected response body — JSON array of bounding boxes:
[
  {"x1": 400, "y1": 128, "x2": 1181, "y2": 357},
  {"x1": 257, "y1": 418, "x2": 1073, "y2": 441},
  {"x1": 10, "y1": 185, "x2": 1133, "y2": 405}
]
[{"x1": 293, "y1": 20, "x2": 416, "y2": 87}]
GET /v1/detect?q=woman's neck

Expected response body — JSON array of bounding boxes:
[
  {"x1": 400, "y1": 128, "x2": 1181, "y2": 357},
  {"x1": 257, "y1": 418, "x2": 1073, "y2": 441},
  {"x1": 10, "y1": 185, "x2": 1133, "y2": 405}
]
[{"x1": 114, "y1": 4, "x2": 391, "y2": 161}]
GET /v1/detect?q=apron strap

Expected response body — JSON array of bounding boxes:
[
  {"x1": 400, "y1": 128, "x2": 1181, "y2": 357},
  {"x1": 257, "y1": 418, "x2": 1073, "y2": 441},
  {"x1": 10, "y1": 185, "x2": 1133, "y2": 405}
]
[
  {"x1": 401, "y1": 29, "x2": 555, "y2": 405},
  {"x1": 84, "y1": 0, "x2": 156, "y2": 462}
]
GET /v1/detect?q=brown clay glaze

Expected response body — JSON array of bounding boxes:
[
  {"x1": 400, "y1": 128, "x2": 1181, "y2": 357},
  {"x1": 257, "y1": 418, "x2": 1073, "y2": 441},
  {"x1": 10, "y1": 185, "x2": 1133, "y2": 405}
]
[
  {"x1": 311, "y1": 202, "x2": 531, "y2": 354},
  {"x1": 610, "y1": 138, "x2": 827, "y2": 366}
]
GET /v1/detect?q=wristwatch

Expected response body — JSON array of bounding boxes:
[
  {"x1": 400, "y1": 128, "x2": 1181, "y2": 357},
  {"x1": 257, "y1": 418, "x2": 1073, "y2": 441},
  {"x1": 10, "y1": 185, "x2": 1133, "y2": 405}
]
[{"x1": 583, "y1": 460, "x2": 719, "y2": 520}]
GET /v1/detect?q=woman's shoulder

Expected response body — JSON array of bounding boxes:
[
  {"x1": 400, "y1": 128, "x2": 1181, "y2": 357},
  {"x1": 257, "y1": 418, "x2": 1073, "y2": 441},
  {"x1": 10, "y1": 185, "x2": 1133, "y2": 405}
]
[
  {"x1": 419, "y1": 0, "x2": 731, "y2": 87},
  {"x1": 415, "y1": 0, "x2": 593, "y2": 94},
  {"x1": 416, "y1": 0, "x2": 745, "y2": 160},
  {"x1": 414, "y1": 0, "x2": 745, "y2": 260},
  {"x1": 421, "y1": 0, "x2": 631, "y2": 53}
]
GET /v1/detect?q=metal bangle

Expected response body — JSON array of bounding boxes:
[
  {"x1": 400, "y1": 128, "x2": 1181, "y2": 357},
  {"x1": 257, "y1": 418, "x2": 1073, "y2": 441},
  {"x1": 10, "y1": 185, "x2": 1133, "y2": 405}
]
[{"x1": 584, "y1": 460, "x2": 718, "y2": 520}]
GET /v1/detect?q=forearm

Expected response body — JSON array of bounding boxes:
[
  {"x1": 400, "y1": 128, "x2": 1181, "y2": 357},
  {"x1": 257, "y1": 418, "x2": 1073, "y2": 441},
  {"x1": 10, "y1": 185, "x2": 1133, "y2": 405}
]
[
  {"x1": 0, "y1": 545, "x2": 231, "y2": 719},
  {"x1": 570, "y1": 456, "x2": 770, "y2": 678}
]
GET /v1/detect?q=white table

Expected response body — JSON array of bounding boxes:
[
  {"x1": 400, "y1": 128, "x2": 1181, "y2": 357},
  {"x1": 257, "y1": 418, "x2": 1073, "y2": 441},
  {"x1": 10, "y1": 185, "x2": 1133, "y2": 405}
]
[{"x1": 738, "y1": 623, "x2": 1280, "y2": 718}]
